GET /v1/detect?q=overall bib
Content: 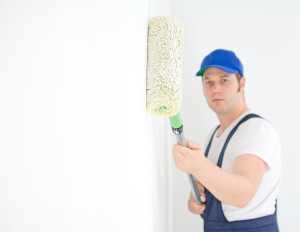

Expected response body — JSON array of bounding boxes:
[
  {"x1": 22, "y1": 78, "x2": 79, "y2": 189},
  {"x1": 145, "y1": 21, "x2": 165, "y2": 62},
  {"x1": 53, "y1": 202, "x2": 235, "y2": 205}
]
[{"x1": 203, "y1": 114, "x2": 279, "y2": 232}]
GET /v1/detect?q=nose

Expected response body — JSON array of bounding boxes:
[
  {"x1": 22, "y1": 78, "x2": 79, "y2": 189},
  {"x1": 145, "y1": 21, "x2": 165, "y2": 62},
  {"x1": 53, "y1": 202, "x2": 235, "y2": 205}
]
[{"x1": 212, "y1": 82, "x2": 221, "y2": 94}]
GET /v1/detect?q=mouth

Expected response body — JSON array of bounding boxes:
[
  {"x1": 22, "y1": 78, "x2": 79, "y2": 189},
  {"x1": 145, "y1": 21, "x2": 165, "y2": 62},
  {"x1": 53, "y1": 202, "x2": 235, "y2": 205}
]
[{"x1": 212, "y1": 98, "x2": 224, "y2": 102}]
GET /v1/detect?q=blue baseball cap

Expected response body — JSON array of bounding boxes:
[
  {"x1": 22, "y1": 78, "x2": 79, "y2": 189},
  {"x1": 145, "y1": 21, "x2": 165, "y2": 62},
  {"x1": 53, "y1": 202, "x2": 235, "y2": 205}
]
[{"x1": 196, "y1": 49, "x2": 244, "y2": 76}]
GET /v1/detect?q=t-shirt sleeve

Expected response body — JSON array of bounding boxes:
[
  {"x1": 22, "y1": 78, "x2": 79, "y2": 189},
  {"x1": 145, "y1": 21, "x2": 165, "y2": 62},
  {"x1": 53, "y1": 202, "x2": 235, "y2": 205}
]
[{"x1": 229, "y1": 120, "x2": 280, "y2": 170}]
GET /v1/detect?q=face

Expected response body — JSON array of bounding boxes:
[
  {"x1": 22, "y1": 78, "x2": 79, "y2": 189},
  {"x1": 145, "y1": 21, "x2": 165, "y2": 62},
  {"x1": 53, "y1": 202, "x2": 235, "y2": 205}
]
[{"x1": 202, "y1": 67, "x2": 245, "y2": 115}]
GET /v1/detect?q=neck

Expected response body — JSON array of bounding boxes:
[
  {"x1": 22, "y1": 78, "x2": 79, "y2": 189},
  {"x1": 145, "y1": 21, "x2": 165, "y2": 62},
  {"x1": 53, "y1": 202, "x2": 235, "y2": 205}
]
[{"x1": 217, "y1": 103, "x2": 249, "y2": 135}]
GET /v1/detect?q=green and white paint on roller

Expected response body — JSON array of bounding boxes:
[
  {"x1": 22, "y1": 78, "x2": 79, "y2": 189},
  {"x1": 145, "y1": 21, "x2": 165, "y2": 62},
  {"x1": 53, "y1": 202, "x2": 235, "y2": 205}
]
[{"x1": 146, "y1": 16, "x2": 183, "y2": 117}]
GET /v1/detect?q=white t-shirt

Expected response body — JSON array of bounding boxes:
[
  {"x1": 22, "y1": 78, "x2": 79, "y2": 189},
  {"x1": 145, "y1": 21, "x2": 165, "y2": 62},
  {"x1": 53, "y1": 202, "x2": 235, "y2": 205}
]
[{"x1": 204, "y1": 111, "x2": 282, "y2": 222}]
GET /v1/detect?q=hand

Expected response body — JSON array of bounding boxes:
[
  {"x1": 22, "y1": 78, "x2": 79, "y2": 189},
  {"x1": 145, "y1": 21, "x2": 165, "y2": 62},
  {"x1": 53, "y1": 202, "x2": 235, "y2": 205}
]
[
  {"x1": 172, "y1": 139, "x2": 205, "y2": 176},
  {"x1": 188, "y1": 181, "x2": 206, "y2": 215}
]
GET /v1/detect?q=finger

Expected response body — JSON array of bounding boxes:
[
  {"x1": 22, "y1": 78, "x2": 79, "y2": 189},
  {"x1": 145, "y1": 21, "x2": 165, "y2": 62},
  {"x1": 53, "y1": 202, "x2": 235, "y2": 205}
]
[
  {"x1": 172, "y1": 146, "x2": 188, "y2": 171},
  {"x1": 192, "y1": 192, "x2": 206, "y2": 204},
  {"x1": 200, "y1": 193, "x2": 206, "y2": 203},
  {"x1": 172, "y1": 145, "x2": 185, "y2": 160},
  {"x1": 186, "y1": 139, "x2": 202, "y2": 150},
  {"x1": 191, "y1": 182, "x2": 206, "y2": 203},
  {"x1": 197, "y1": 181, "x2": 205, "y2": 192},
  {"x1": 189, "y1": 191, "x2": 196, "y2": 202},
  {"x1": 174, "y1": 144, "x2": 191, "y2": 156},
  {"x1": 197, "y1": 184, "x2": 206, "y2": 202},
  {"x1": 188, "y1": 191, "x2": 204, "y2": 205},
  {"x1": 188, "y1": 197, "x2": 206, "y2": 214}
]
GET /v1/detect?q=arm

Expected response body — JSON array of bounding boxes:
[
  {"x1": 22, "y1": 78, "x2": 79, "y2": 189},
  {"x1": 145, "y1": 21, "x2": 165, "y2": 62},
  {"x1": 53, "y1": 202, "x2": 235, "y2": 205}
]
[
  {"x1": 172, "y1": 140, "x2": 267, "y2": 208},
  {"x1": 196, "y1": 154, "x2": 266, "y2": 207}
]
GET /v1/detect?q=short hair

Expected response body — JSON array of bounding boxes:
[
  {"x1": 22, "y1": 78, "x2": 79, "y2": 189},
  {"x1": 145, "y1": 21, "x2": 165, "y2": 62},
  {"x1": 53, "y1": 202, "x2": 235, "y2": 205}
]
[
  {"x1": 236, "y1": 73, "x2": 242, "y2": 82},
  {"x1": 236, "y1": 73, "x2": 243, "y2": 93}
]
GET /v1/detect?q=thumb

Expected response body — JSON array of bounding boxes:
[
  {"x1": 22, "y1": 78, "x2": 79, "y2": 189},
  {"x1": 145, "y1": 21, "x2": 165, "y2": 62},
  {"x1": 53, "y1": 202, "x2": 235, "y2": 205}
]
[{"x1": 186, "y1": 139, "x2": 201, "y2": 150}]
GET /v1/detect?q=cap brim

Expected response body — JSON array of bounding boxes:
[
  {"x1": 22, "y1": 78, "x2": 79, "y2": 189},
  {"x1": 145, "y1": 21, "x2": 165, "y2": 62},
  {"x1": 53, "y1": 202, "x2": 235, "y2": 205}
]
[
  {"x1": 196, "y1": 68, "x2": 207, "y2": 76},
  {"x1": 196, "y1": 65, "x2": 239, "y2": 76}
]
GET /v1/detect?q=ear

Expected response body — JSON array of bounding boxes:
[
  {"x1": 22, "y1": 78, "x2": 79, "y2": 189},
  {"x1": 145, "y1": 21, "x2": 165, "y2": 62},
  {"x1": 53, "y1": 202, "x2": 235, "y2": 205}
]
[{"x1": 240, "y1": 77, "x2": 246, "y2": 91}]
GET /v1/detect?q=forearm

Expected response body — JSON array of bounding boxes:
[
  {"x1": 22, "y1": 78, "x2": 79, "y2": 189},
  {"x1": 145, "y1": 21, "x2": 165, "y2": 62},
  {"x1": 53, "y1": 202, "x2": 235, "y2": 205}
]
[{"x1": 194, "y1": 158, "x2": 255, "y2": 208}]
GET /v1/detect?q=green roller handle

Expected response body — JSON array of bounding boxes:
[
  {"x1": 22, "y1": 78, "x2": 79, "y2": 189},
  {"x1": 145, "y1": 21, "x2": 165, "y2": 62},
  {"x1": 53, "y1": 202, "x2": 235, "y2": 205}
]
[{"x1": 169, "y1": 112, "x2": 203, "y2": 205}]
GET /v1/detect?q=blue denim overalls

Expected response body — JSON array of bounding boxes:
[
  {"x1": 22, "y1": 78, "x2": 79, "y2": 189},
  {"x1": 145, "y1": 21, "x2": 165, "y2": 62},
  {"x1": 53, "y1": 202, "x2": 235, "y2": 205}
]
[{"x1": 203, "y1": 114, "x2": 279, "y2": 232}]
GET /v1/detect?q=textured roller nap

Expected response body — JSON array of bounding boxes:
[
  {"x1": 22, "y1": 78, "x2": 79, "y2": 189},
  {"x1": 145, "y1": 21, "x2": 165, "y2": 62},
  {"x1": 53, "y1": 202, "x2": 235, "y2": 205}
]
[{"x1": 146, "y1": 16, "x2": 184, "y2": 117}]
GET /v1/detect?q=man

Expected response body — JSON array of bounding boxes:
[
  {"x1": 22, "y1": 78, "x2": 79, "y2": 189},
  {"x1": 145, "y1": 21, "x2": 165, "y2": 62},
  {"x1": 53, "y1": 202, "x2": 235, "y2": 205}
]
[{"x1": 172, "y1": 49, "x2": 281, "y2": 231}]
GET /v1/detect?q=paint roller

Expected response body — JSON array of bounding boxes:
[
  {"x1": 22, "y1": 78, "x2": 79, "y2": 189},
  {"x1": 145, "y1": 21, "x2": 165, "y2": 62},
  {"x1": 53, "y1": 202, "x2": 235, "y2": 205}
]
[{"x1": 146, "y1": 16, "x2": 203, "y2": 205}]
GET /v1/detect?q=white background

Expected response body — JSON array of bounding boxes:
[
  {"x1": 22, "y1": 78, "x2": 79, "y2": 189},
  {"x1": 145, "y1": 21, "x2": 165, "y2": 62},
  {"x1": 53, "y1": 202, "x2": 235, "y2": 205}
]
[
  {"x1": 0, "y1": 0, "x2": 299, "y2": 231},
  {"x1": 171, "y1": 0, "x2": 300, "y2": 231}
]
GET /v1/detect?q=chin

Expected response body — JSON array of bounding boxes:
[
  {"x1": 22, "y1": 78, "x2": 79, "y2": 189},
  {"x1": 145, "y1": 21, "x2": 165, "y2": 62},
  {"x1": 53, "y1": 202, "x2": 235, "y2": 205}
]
[{"x1": 211, "y1": 107, "x2": 228, "y2": 115}]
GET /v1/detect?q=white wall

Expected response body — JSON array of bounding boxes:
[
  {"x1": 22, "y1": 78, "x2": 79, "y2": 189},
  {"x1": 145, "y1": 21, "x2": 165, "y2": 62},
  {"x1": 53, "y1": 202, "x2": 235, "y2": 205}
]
[
  {"x1": 171, "y1": 0, "x2": 300, "y2": 231},
  {"x1": 0, "y1": 0, "x2": 173, "y2": 231}
]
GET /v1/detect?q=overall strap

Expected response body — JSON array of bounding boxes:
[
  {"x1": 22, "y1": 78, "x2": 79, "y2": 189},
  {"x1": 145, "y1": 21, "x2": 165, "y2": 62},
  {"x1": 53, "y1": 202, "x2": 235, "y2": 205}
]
[
  {"x1": 204, "y1": 113, "x2": 262, "y2": 167},
  {"x1": 204, "y1": 126, "x2": 219, "y2": 158},
  {"x1": 217, "y1": 113, "x2": 262, "y2": 167}
]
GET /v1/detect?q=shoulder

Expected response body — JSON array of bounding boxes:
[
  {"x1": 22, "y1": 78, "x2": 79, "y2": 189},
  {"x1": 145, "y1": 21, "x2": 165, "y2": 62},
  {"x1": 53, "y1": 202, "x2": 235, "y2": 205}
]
[
  {"x1": 237, "y1": 116, "x2": 279, "y2": 142},
  {"x1": 227, "y1": 114, "x2": 281, "y2": 169}
]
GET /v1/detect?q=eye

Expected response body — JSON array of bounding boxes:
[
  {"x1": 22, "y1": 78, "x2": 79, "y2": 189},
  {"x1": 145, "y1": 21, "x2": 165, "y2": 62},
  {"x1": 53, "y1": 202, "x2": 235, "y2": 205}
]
[
  {"x1": 205, "y1": 80, "x2": 212, "y2": 85},
  {"x1": 221, "y1": 79, "x2": 228, "y2": 83}
]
